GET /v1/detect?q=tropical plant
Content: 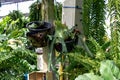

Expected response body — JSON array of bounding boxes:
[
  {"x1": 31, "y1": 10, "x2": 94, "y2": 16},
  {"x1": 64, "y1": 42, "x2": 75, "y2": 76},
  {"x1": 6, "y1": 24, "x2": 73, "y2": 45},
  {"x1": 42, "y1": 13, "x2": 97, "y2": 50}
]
[
  {"x1": 75, "y1": 60, "x2": 120, "y2": 80},
  {"x1": 47, "y1": 21, "x2": 80, "y2": 80},
  {"x1": 54, "y1": 2, "x2": 62, "y2": 21},
  {"x1": 29, "y1": 1, "x2": 42, "y2": 21},
  {"x1": 8, "y1": 10, "x2": 23, "y2": 21},
  {"x1": 52, "y1": 21, "x2": 78, "y2": 53},
  {"x1": 0, "y1": 15, "x2": 29, "y2": 34},
  {"x1": 0, "y1": 16, "x2": 36, "y2": 80},
  {"x1": 83, "y1": 0, "x2": 106, "y2": 45},
  {"x1": 8, "y1": 10, "x2": 28, "y2": 28},
  {"x1": 64, "y1": 35, "x2": 112, "y2": 80},
  {"x1": 29, "y1": 0, "x2": 62, "y2": 22},
  {"x1": 107, "y1": 0, "x2": 120, "y2": 60}
]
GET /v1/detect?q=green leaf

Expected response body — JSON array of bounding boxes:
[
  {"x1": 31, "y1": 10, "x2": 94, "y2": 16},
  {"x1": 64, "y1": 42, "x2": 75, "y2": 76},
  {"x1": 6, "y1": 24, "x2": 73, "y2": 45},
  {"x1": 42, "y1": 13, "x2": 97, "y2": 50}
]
[
  {"x1": 100, "y1": 60, "x2": 120, "y2": 80},
  {"x1": 75, "y1": 73, "x2": 103, "y2": 80},
  {"x1": 75, "y1": 75, "x2": 90, "y2": 80},
  {"x1": 0, "y1": 34, "x2": 8, "y2": 41}
]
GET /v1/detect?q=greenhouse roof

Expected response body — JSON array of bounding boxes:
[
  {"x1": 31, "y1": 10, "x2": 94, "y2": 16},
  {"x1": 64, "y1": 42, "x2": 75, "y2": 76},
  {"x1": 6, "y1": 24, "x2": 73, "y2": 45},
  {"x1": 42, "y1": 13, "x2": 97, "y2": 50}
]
[{"x1": 1, "y1": 0, "x2": 33, "y2": 5}]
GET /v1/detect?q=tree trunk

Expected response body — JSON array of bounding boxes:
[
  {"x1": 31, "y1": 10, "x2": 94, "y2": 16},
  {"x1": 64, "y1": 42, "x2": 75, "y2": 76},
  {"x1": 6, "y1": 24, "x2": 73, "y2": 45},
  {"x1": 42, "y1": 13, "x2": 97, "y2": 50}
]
[
  {"x1": 42, "y1": 0, "x2": 54, "y2": 23},
  {"x1": 41, "y1": 0, "x2": 55, "y2": 80}
]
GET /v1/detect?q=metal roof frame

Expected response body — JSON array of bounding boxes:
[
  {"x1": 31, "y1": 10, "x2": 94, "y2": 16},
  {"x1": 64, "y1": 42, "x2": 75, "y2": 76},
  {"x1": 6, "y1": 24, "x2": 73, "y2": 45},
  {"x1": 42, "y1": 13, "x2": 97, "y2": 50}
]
[{"x1": 1, "y1": 0, "x2": 34, "y2": 5}]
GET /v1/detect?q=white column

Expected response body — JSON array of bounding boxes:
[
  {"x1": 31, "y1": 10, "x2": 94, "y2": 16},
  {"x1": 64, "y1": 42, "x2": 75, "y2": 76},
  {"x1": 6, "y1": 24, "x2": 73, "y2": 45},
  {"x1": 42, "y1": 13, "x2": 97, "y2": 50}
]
[
  {"x1": 62, "y1": 0, "x2": 83, "y2": 34},
  {"x1": 36, "y1": 48, "x2": 48, "y2": 72},
  {"x1": 62, "y1": 0, "x2": 76, "y2": 28}
]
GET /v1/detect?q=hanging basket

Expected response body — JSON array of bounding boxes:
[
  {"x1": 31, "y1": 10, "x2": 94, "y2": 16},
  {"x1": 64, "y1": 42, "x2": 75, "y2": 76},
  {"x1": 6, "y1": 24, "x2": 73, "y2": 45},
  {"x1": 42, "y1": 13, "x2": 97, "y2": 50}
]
[
  {"x1": 55, "y1": 36, "x2": 78, "y2": 53},
  {"x1": 26, "y1": 21, "x2": 53, "y2": 47}
]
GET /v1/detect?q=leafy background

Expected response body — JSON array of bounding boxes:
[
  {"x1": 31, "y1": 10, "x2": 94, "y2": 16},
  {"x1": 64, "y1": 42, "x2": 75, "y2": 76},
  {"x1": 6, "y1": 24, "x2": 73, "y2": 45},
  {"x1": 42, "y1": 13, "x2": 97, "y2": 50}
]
[{"x1": 0, "y1": 0, "x2": 120, "y2": 80}]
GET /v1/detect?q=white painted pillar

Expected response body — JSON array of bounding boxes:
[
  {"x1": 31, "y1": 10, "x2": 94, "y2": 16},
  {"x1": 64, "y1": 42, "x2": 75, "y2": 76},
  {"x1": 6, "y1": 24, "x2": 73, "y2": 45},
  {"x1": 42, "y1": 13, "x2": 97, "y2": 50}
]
[
  {"x1": 62, "y1": 0, "x2": 83, "y2": 34},
  {"x1": 36, "y1": 48, "x2": 48, "y2": 72}
]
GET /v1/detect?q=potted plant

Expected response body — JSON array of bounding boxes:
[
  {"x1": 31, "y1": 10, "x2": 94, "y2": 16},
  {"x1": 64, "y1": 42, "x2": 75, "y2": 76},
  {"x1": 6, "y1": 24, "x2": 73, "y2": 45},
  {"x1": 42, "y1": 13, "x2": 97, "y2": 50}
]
[
  {"x1": 52, "y1": 21, "x2": 79, "y2": 53},
  {"x1": 26, "y1": 21, "x2": 54, "y2": 47}
]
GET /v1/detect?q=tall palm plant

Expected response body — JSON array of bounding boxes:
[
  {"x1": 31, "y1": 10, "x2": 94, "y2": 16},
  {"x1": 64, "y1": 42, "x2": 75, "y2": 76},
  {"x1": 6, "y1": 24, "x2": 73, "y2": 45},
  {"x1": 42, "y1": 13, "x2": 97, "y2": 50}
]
[
  {"x1": 83, "y1": 0, "x2": 106, "y2": 46},
  {"x1": 108, "y1": 0, "x2": 120, "y2": 60}
]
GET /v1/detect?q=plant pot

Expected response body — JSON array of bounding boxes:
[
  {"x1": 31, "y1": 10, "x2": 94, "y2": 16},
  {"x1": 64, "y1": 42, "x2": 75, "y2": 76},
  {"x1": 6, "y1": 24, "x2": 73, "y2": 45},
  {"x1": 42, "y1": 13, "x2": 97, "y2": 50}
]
[
  {"x1": 55, "y1": 36, "x2": 78, "y2": 52},
  {"x1": 26, "y1": 21, "x2": 54, "y2": 47}
]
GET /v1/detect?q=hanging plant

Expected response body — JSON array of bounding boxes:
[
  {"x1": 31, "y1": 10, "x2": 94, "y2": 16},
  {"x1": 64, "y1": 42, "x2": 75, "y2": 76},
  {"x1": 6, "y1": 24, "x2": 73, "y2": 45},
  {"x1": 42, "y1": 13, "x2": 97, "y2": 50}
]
[
  {"x1": 26, "y1": 21, "x2": 54, "y2": 47},
  {"x1": 29, "y1": 1, "x2": 42, "y2": 21},
  {"x1": 51, "y1": 21, "x2": 79, "y2": 53}
]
